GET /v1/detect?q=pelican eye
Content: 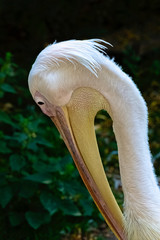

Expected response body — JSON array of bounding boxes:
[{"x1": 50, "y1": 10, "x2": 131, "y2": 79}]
[{"x1": 38, "y1": 101, "x2": 44, "y2": 105}]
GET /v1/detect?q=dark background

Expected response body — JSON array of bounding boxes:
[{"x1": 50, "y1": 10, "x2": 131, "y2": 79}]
[{"x1": 0, "y1": 0, "x2": 160, "y2": 68}]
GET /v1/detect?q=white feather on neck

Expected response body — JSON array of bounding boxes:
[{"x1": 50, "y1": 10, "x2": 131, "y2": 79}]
[{"x1": 28, "y1": 39, "x2": 160, "y2": 240}]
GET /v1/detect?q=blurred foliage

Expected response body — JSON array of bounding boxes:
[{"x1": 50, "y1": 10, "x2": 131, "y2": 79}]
[
  {"x1": 0, "y1": 48, "x2": 160, "y2": 239},
  {"x1": 0, "y1": 53, "x2": 105, "y2": 239}
]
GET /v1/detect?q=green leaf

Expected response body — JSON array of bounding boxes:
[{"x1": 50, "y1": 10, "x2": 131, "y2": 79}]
[
  {"x1": 1, "y1": 83, "x2": 16, "y2": 93},
  {"x1": 25, "y1": 211, "x2": 51, "y2": 229},
  {"x1": 27, "y1": 137, "x2": 53, "y2": 152},
  {"x1": 33, "y1": 161, "x2": 61, "y2": 173},
  {"x1": 9, "y1": 154, "x2": 26, "y2": 171},
  {"x1": 58, "y1": 182, "x2": 75, "y2": 196},
  {"x1": 0, "y1": 186, "x2": 13, "y2": 208},
  {"x1": 0, "y1": 173, "x2": 7, "y2": 186},
  {"x1": 0, "y1": 111, "x2": 15, "y2": 126},
  {"x1": 5, "y1": 52, "x2": 12, "y2": 62},
  {"x1": 40, "y1": 191, "x2": 58, "y2": 215},
  {"x1": 79, "y1": 198, "x2": 93, "y2": 216},
  {"x1": 19, "y1": 181, "x2": 37, "y2": 198},
  {"x1": 0, "y1": 141, "x2": 11, "y2": 153},
  {"x1": 24, "y1": 173, "x2": 53, "y2": 184},
  {"x1": 60, "y1": 199, "x2": 81, "y2": 216},
  {"x1": 151, "y1": 60, "x2": 160, "y2": 76},
  {"x1": 0, "y1": 90, "x2": 4, "y2": 98},
  {"x1": 12, "y1": 132, "x2": 28, "y2": 142},
  {"x1": 9, "y1": 212, "x2": 23, "y2": 226},
  {"x1": 0, "y1": 72, "x2": 5, "y2": 79},
  {"x1": 36, "y1": 137, "x2": 53, "y2": 148}
]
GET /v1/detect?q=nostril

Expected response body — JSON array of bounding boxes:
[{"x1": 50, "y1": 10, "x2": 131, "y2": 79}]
[{"x1": 38, "y1": 101, "x2": 44, "y2": 105}]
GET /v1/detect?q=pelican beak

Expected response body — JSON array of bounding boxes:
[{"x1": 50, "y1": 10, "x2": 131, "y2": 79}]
[{"x1": 38, "y1": 88, "x2": 126, "y2": 240}]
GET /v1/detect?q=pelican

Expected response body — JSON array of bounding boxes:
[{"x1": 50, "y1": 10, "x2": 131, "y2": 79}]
[{"x1": 28, "y1": 39, "x2": 160, "y2": 240}]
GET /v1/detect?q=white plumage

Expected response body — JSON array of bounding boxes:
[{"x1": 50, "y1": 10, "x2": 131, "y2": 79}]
[{"x1": 28, "y1": 39, "x2": 160, "y2": 240}]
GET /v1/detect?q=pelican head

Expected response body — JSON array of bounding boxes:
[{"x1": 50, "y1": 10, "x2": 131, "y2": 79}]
[{"x1": 28, "y1": 39, "x2": 160, "y2": 240}]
